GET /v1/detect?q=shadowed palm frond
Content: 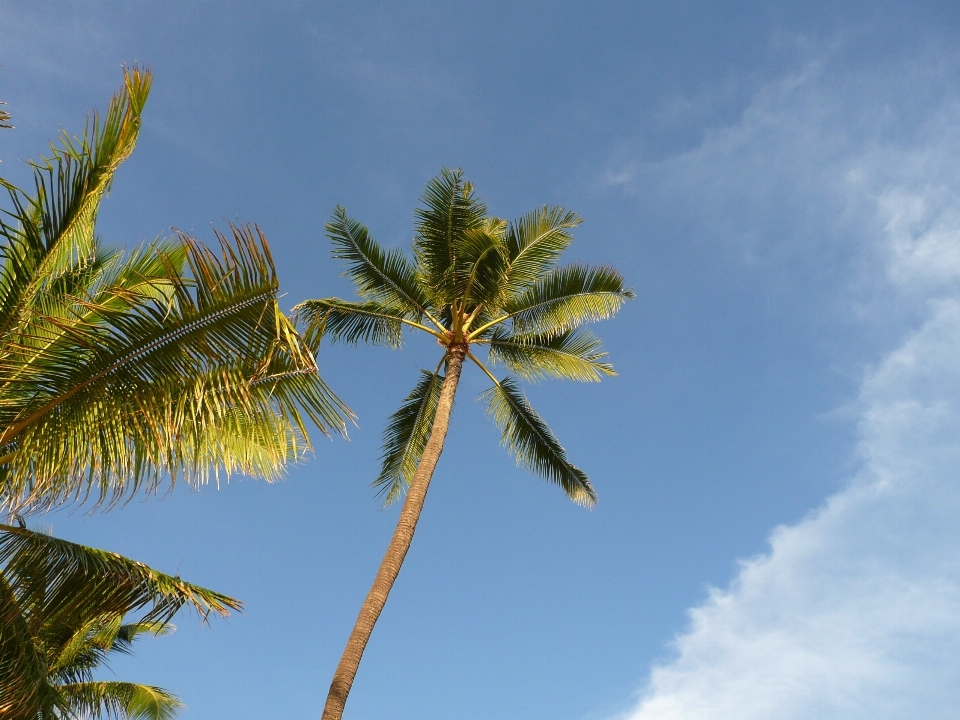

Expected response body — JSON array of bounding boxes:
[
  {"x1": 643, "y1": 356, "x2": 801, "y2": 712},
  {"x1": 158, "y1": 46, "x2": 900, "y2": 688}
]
[
  {"x1": 0, "y1": 524, "x2": 237, "y2": 719},
  {"x1": 481, "y1": 377, "x2": 596, "y2": 507},
  {"x1": 455, "y1": 218, "x2": 508, "y2": 309},
  {"x1": 501, "y1": 263, "x2": 634, "y2": 337},
  {"x1": 296, "y1": 298, "x2": 408, "y2": 349},
  {"x1": 326, "y1": 206, "x2": 432, "y2": 319},
  {"x1": 487, "y1": 327, "x2": 615, "y2": 382},
  {"x1": 502, "y1": 206, "x2": 581, "y2": 300},
  {"x1": 413, "y1": 167, "x2": 488, "y2": 306},
  {"x1": 59, "y1": 681, "x2": 182, "y2": 720},
  {"x1": 374, "y1": 370, "x2": 443, "y2": 505}
]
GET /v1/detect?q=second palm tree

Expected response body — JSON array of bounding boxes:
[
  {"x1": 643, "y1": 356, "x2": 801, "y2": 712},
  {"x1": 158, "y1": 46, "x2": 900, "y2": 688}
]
[{"x1": 298, "y1": 169, "x2": 633, "y2": 719}]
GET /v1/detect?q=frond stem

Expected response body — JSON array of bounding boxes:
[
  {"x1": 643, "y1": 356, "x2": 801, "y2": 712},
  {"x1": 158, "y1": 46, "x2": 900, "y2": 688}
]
[{"x1": 467, "y1": 351, "x2": 500, "y2": 386}]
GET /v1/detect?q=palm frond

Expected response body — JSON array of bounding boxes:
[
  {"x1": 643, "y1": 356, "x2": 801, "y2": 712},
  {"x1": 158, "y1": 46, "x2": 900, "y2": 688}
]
[
  {"x1": 374, "y1": 370, "x2": 443, "y2": 506},
  {"x1": 502, "y1": 206, "x2": 581, "y2": 300},
  {"x1": 326, "y1": 206, "x2": 433, "y2": 320},
  {"x1": 0, "y1": 524, "x2": 235, "y2": 719},
  {"x1": 295, "y1": 297, "x2": 406, "y2": 349},
  {"x1": 413, "y1": 167, "x2": 487, "y2": 306},
  {"x1": 58, "y1": 681, "x2": 182, "y2": 720},
  {"x1": 502, "y1": 263, "x2": 634, "y2": 337},
  {"x1": 0, "y1": 66, "x2": 151, "y2": 340},
  {"x1": 0, "y1": 524, "x2": 241, "y2": 629},
  {"x1": 456, "y1": 218, "x2": 508, "y2": 310},
  {"x1": 487, "y1": 328, "x2": 615, "y2": 382},
  {"x1": 481, "y1": 377, "x2": 596, "y2": 507},
  {"x1": 0, "y1": 224, "x2": 350, "y2": 512}
]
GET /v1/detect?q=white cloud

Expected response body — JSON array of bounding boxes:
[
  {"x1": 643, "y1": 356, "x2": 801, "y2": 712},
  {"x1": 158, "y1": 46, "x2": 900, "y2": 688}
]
[{"x1": 617, "y1": 40, "x2": 960, "y2": 720}]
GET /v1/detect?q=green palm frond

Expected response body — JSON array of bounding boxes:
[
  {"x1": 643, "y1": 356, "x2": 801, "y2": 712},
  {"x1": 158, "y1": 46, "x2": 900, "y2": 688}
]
[
  {"x1": 502, "y1": 206, "x2": 581, "y2": 299},
  {"x1": 0, "y1": 102, "x2": 11, "y2": 129},
  {"x1": 58, "y1": 681, "x2": 182, "y2": 720},
  {"x1": 456, "y1": 218, "x2": 508, "y2": 309},
  {"x1": 0, "y1": 225, "x2": 351, "y2": 512},
  {"x1": 499, "y1": 263, "x2": 634, "y2": 337},
  {"x1": 374, "y1": 370, "x2": 443, "y2": 505},
  {"x1": 0, "y1": 67, "x2": 150, "y2": 340},
  {"x1": 296, "y1": 298, "x2": 408, "y2": 348},
  {"x1": 413, "y1": 167, "x2": 488, "y2": 306},
  {"x1": 0, "y1": 524, "x2": 241, "y2": 629},
  {"x1": 0, "y1": 69, "x2": 351, "y2": 513},
  {"x1": 481, "y1": 377, "x2": 596, "y2": 507},
  {"x1": 0, "y1": 524, "x2": 237, "y2": 719},
  {"x1": 326, "y1": 206, "x2": 433, "y2": 321},
  {"x1": 487, "y1": 327, "x2": 615, "y2": 382}
]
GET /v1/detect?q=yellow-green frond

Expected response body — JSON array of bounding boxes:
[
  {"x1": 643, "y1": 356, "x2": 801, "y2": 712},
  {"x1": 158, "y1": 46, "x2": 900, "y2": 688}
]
[{"x1": 487, "y1": 328, "x2": 615, "y2": 382}]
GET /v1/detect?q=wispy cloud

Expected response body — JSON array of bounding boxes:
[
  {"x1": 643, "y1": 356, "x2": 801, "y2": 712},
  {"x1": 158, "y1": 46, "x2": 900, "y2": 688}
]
[{"x1": 616, "y1": 36, "x2": 960, "y2": 719}]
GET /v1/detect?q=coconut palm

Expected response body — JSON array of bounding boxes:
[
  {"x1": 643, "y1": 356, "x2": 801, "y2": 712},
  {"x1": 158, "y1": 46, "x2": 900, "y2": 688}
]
[
  {"x1": 0, "y1": 521, "x2": 241, "y2": 719},
  {"x1": 296, "y1": 168, "x2": 633, "y2": 719},
  {"x1": 0, "y1": 67, "x2": 350, "y2": 514}
]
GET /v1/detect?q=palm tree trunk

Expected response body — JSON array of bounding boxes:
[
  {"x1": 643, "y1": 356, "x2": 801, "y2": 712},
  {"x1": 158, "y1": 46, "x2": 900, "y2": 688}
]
[{"x1": 321, "y1": 344, "x2": 468, "y2": 720}]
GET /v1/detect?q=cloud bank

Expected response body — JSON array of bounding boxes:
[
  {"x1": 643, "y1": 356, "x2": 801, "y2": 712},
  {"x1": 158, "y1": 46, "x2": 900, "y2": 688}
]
[{"x1": 621, "y1": 39, "x2": 960, "y2": 719}]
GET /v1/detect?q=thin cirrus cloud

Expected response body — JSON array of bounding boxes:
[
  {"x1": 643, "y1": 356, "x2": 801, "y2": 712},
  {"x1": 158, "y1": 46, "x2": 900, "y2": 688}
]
[{"x1": 617, "y1": 43, "x2": 960, "y2": 719}]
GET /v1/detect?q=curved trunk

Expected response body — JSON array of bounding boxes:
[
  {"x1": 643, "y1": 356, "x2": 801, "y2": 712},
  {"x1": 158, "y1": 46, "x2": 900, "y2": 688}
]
[{"x1": 321, "y1": 344, "x2": 467, "y2": 720}]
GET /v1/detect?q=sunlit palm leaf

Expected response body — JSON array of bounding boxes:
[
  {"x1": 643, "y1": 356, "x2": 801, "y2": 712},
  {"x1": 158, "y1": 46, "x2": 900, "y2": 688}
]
[
  {"x1": 0, "y1": 67, "x2": 150, "y2": 341},
  {"x1": 482, "y1": 377, "x2": 596, "y2": 507},
  {"x1": 502, "y1": 206, "x2": 581, "y2": 300},
  {"x1": 374, "y1": 370, "x2": 443, "y2": 505},
  {"x1": 503, "y1": 263, "x2": 634, "y2": 337},
  {"x1": 487, "y1": 327, "x2": 615, "y2": 382},
  {"x1": 0, "y1": 225, "x2": 350, "y2": 512},
  {"x1": 58, "y1": 681, "x2": 183, "y2": 720}
]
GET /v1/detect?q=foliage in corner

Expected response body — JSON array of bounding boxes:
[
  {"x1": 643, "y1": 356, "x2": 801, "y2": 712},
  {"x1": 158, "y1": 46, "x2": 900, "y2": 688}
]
[{"x1": 0, "y1": 66, "x2": 352, "y2": 513}]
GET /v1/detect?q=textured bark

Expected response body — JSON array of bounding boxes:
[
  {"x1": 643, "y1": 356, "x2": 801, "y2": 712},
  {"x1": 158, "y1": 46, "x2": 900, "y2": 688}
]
[{"x1": 321, "y1": 344, "x2": 467, "y2": 720}]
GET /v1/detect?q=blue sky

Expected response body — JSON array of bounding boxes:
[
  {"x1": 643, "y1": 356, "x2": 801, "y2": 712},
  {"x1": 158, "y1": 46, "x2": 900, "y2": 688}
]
[{"x1": 4, "y1": 3, "x2": 960, "y2": 718}]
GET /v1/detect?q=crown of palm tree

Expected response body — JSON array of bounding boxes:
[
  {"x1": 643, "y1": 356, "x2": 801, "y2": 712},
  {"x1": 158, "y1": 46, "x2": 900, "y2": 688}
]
[
  {"x1": 0, "y1": 522, "x2": 241, "y2": 719},
  {"x1": 297, "y1": 168, "x2": 633, "y2": 506},
  {"x1": 0, "y1": 67, "x2": 351, "y2": 513}
]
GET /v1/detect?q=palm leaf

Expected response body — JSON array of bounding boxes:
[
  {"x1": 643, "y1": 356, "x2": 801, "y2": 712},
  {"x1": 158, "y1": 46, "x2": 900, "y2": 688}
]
[
  {"x1": 481, "y1": 377, "x2": 596, "y2": 507},
  {"x1": 374, "y1": 370, "x2": 443, "y2": 505},
  {"x1": 0, "y1": 524, "x2": 241, "y2": 629},
  {"x1": 456, "y1": 218, "x2": 508, "y2": 310},
  {"x1": 502, "y1": 263, "x2": 634, "y2": 337},
  {"x1": 0, "y1": 524, "x2": 237, "y2": 719},
  {"x1": 326, "y1": 206, "x2": 431, "y2": 319},
  {"x1": 487, "y1": 327, "x2": 615, "y2": 382},
  {"x1": 0, "y1": 66, "x2": 151, "y2": 341},
  {"x1": 502, "y1": 206, "x2": 581, "y2": 300},
  {"x1": 0, "y1": 225, "x2": 351, "y2": 512},
  {"x1": 296, "y1": 297, "x2": 406, "y2": 349},
  {"x1": 413, "y1": 167, "x2": 487, "y2": 306},
  {"x1": 58, "y1": 681, "x2": 182, "y2": 720}
]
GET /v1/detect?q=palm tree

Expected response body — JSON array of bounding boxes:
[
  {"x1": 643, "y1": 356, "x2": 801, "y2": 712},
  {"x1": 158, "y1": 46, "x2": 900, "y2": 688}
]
[
  {"x1": 296, "y1": 168, "x2": 633, "y2": 720},
  {"x1": 0, "y1": 66, "x2": 351, "y2": 514},
  {"x1": 0, "y1": 521, "x2": 242, "y2": 719}
]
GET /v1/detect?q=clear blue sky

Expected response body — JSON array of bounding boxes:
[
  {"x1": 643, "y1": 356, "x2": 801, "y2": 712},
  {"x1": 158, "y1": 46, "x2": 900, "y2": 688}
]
[{"x1": 4, "y1": 3, "x2": 960, "y2": 718}]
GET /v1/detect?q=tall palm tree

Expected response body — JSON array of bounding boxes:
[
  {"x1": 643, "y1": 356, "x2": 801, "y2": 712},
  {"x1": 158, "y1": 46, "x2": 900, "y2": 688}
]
[
  {"x1": 0, "y1": 67, "x2": 351, "y2": 513},
  {"x1": 0, "y1": 521, "x2": 242, "y2": 719},
  {"x1": 296, "y1": 168, "x2": 633, "y2": 720}
]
